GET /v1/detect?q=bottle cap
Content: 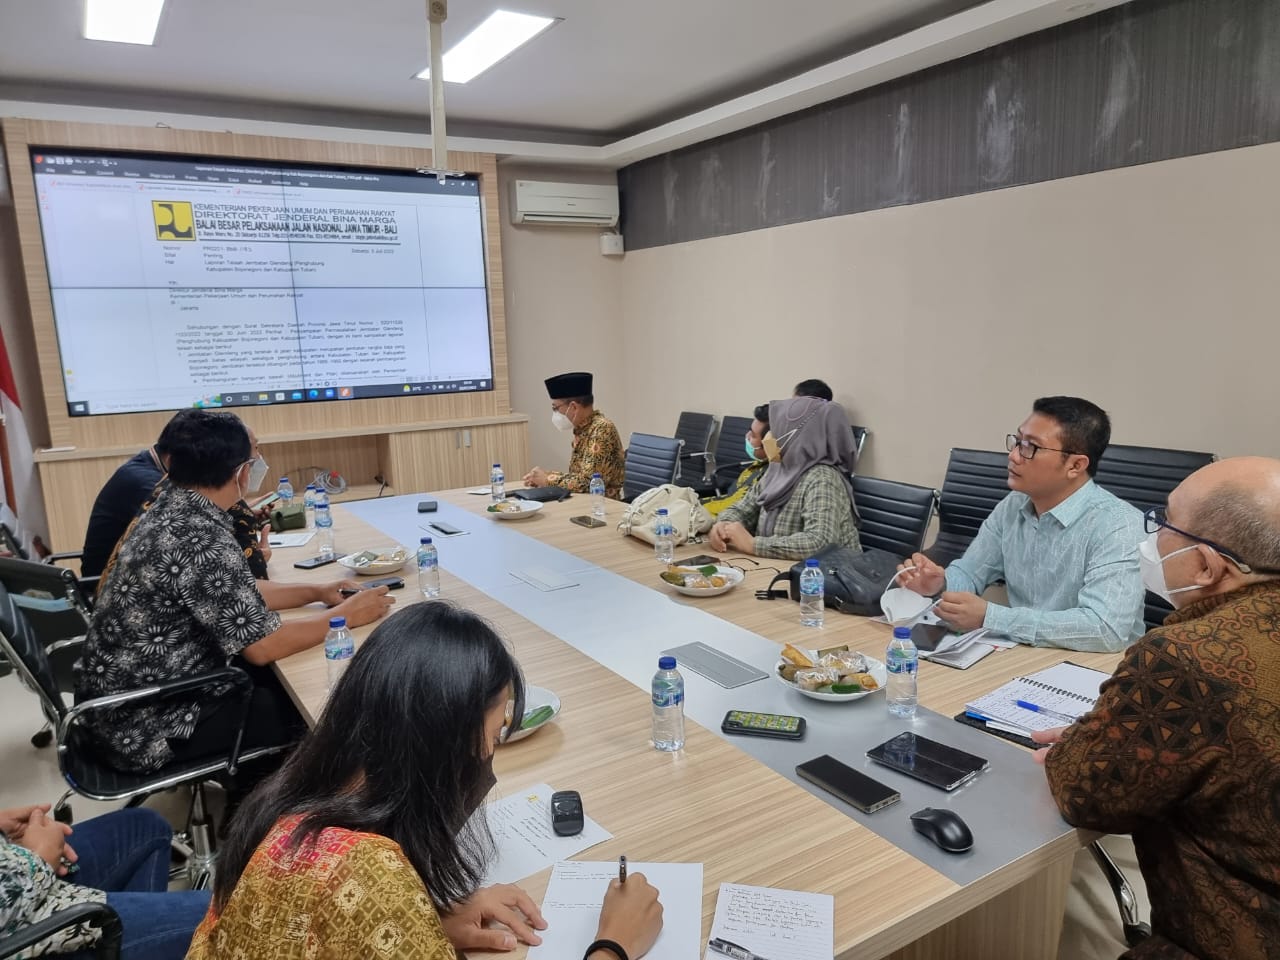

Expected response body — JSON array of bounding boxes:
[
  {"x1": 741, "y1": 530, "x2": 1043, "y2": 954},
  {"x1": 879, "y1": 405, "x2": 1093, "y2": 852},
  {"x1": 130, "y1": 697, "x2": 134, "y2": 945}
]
[
  {"x1": 493, "y1": 463, "x2": 501, "y2": 468},
  {"x1": 279, "y1": 477, "x2": 289, "y2": 483},
  {"x1": 592, "y1": 472, "x2": 602, "y2": 478},
  {"x1": 329, "y1": 616, "x2": 347, "y2": 629},
  {"x1": 658, "y1": 656, "x2": 677, "y2": 670},
  {"x1": 657, "y1": 508, "x2": 668, "y2": 516},
  {"x1": 420, "y1": 536, "x2": 433, "y2": 545},
  {"x1": 805, "y1": 558, "x2": 819, "y2": 567},
  {"x1": 893, "y1": 626, "x2": 912, "y2": 639}
]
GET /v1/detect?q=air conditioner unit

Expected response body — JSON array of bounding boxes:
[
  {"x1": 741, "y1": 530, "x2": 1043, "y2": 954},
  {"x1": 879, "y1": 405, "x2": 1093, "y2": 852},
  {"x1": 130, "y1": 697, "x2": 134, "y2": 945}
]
[{"x1": 510, "y1": 180, "x2": 619, "y2": 227}]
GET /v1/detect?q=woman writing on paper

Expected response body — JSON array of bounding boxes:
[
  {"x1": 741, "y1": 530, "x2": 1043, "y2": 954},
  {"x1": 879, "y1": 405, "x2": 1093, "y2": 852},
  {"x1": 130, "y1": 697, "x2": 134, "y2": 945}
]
[
  {"x1": 185, "y1": 602, "x2": 663, "y2": 960},
  {"x1": 709, "y1": 396, "x2": 861, "y2": 560}
]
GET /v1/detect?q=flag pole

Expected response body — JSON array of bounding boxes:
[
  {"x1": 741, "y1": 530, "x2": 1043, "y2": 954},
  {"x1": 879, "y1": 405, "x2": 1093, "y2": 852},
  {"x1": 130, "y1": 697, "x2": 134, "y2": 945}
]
[{"x1": 0, "y1": 409, "x2": 14, "y2": 511}]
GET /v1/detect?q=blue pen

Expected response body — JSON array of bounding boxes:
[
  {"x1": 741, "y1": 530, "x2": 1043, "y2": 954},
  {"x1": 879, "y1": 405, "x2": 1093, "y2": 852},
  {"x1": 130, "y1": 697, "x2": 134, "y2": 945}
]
[{"x1": 1015, "y1": 700, "x2": 1075, "y2": 723}]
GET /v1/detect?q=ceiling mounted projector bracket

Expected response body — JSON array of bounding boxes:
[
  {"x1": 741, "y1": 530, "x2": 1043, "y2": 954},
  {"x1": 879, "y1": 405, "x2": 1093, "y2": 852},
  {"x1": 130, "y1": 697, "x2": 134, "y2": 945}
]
[{"x1": 418, "y1": 0, "x2": 464, "y2": 182}]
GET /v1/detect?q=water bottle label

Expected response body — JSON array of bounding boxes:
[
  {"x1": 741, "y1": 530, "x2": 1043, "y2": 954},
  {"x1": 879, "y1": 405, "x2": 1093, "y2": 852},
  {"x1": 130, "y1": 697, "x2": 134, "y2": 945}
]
[
  {"x1": 652, "y1": 690, "x2": 684, "y2": 707},
  {"x1": 887, "y1": 656, "x2": 917, "y2": 675}
]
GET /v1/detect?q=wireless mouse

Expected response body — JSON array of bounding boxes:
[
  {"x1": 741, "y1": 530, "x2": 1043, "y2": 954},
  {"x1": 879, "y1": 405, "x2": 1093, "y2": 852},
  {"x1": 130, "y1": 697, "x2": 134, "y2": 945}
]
[{"x1": 910, "y1": 807, "x2": 974, "y2": 854}]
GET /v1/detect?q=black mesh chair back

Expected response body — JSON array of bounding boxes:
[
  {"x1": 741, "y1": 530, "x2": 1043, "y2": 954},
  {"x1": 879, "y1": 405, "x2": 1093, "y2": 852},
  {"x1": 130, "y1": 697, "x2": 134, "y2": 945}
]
[
  {"x1": 1094, "y1": 443, "x2": 1216, "y2": 630},
  {"x1": 0, "y1": 581, "x2": 66, "y2": 731},
  {"x1": 0, "y1": 555, "x2": 94, "y2": 650},
  {"x1": 709, "y1": 416, "x2": 755, "y2": 494},
  {"x1": 851, "y1": 475, "x2": 938, "y2": 559},
  {"x1": 925, "y1": 448, "x2": 1010, "y2": 567},
  {"x1": 623, "y1": 433, "x2": 685, "y2": 502},
  {"x1": 673, "y1": 412, "x2": 716, "y2": 486},
  {"x1": 0, "y1": 522, "x2": 28, "y2": 560}
]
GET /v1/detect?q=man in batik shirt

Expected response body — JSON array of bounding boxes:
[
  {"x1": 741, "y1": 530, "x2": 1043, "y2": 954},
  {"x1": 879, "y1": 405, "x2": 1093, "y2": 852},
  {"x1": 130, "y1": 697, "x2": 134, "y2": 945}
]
[{"x1": 523, "y1": 371, "x2": 625, "y2": 499}]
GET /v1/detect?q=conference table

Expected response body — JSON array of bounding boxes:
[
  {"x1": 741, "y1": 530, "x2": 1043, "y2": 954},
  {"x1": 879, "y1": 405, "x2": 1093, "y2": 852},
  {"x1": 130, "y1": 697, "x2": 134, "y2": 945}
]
[{"x1": 268, "y1": 489, "x2": 1123, "y2": 960}]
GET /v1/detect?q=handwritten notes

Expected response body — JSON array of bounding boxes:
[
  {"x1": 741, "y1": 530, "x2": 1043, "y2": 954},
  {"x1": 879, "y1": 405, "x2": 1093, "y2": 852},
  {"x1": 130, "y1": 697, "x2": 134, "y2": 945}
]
[
  {"x1": 480, "y1": 784, "x2": 613, "y2": 886},
  {"x1": 704, "y1": 883, "x2": 833, "y2": 960},
  {"x1": 530, "y1": 861, "x2": 703, "y2": 960}
]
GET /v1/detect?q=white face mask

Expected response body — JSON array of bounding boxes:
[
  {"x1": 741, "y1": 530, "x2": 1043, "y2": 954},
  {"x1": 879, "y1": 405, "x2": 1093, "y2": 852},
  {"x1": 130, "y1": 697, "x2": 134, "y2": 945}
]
[
  {"x1": 880, "y1": 567, "x2": 935, "y2": 624},
  {"x1": 246, "y1": 456, "x2": 270, "y2": 494},
  {"x1": 1137, "y1": 531, "x2": 1201, "y2": 604},
  {"x1": 552, "y1": 410, "x2": 574, "y2": 432}
]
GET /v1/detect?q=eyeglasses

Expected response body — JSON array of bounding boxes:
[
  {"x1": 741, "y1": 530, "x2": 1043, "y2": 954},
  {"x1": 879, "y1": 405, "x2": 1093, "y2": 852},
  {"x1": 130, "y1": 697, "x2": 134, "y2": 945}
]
[
  {"x1": 1006, "y1": 434, "x2": 1078, "y2": 460},
  {"x1": 1143, "y1": 506, "x2": 1262, "y2": 573}
]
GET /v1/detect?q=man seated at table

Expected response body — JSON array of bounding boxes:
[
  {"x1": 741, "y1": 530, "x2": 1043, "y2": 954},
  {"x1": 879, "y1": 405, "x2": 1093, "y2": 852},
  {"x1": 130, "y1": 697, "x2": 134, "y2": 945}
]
[
  {"x1": 704, "y1": 403, "x2": 770, "y2": 519},
  {"x1": 75, "y1": 409, "x2": 395, "y2": 776},
  {"x1": 898, "y1": 396, "x2": 1144, "y2": 653},
  {"x1": 708, "y1": 396, "x2": 860, "y2": 560},
  {"x1": 1037, "y1": 456, "x2": 1280, "y2": 960},
  {"x1": 79, "y1": 423, "x2": 176, "y2": 578},
  {"x1": 523, "y1": 371, "x2": 625, "y2": 499}
]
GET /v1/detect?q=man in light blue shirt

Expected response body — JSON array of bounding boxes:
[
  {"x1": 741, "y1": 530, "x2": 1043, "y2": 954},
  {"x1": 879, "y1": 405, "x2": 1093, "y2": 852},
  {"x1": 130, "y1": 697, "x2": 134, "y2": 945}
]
[{"x1": 901, "y1": 397, "x2": 1145, "y2": 653}]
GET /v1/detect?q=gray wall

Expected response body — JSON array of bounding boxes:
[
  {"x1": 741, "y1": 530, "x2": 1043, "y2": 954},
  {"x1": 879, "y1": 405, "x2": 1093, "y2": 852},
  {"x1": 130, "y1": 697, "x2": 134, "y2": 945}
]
[{"x1": 618, "y1": 0, "x2": 1280, "y2": 250}]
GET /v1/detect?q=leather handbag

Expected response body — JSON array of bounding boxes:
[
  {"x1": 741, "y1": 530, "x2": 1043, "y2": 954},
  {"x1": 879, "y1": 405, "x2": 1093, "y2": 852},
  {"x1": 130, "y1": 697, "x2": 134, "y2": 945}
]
[
  {"x1": 618, "y1": 484, "x2": 713, "y2": 546},
  {"x1": 760, "y1": 544, "x2": 903, "y2": 616},
  {"x1": 269, "y1": 502, "x2": 307, "y2": 531},
  {"x1": 510, "y1": 486, "x2": 571, "y2": 502}
]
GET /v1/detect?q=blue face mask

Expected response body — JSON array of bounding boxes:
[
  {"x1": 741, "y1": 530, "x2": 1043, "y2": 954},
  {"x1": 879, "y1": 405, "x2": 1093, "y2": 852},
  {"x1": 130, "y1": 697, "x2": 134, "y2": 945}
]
[{"x1": 745, "y1": 437, "x2": 760, "y2": 461}]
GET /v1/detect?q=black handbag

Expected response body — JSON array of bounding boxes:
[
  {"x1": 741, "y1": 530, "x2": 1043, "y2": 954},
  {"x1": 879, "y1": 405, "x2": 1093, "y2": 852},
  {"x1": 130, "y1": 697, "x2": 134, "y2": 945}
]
[
  {"x1": 759, "y1": 544, "x2": 903, "y2": 616},
  {"x1": 510, "y1": 486, "x2": 572, "y2": 502}
]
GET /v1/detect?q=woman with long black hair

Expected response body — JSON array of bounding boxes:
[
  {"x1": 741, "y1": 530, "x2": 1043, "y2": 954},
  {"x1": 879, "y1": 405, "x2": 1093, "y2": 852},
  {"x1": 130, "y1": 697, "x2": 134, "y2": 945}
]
[{"x1": 185, "y1": 601, "x2": 662, "y2": 960}]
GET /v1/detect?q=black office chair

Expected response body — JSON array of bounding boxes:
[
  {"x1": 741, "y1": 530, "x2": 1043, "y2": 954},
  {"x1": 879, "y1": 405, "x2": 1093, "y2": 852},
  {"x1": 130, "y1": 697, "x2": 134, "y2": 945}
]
[
  {"x1": 1094, "y1": 443, "x2": 1216, "y2": 631},
  {"x1": 0, "y1": 555, "x2": 97, "y2": 748},
  {"x1": 0, "y1": 902, "x2": 122, "y2": 960},
  {"x1": 0, "y1": 581, "x2": 289, "y2": 888},
  {"x1": 708, "y1": 415, "x2": 755, "y2": 496},
  {"x1": 923, "y1": 448, "x2": 1010, "y2": 566},
  {"x1": 672, "y1": 412, "x2": 716, "y2": 487},
  {"x1": 622, "y1": 434, "x2": 684, "y2": 502},
  {"x1": 850, "y1": 475, "x2": 937, "y2": 559}
]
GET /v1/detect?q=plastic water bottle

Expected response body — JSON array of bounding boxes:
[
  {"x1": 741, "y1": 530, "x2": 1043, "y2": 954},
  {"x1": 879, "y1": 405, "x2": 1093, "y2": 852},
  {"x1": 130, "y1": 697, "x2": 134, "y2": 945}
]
[
  {"x1": 590, "y1": 473, "x2": 606, "y2": 519},
  {"x1": 303, "y1": 485, "x2": 317, "y2": 529},
  {"x1": 887, "y1": 626, "x2": 919, "y2": 718},
  {"x1": 314, "y1": 503, "x2": 334, "y2": 560},
  {"x1": 313, "y1": 486, "x2": 329, "y2": 511},
  {"x1": 654, "y1": 508, "x2": 674, "y2": 563},
  {"x1": 651, "y1": 656, "x2": 685, "y2": 751},
  {"x1": 276, "y1": 476, "x2": 294, "y2": 505},
  {"x1": 799, "y1": 558, "x2": 824, "y2": 627},
  {"x1": 490, "y1": 463, "x2": 505, "y2": 502},
  {"x1": 417, "y1": 536, "x2": 440, "y2": 599},
  {"x1": 325, "y1": 616, "x2": 354, "y2": 690}
]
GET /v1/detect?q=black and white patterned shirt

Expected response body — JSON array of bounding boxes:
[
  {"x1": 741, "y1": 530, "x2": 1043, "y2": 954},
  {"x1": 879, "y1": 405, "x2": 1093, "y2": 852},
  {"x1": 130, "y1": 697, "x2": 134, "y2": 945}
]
[{"x1": 75, "y1": 484, "x2": 282, "y2": 772}]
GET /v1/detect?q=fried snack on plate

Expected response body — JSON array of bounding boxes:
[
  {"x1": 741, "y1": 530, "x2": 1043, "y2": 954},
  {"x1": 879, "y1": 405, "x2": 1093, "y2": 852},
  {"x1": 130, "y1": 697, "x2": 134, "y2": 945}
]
[{"x1": 781, "y1": 643, "x2": 814, "y2": 668}]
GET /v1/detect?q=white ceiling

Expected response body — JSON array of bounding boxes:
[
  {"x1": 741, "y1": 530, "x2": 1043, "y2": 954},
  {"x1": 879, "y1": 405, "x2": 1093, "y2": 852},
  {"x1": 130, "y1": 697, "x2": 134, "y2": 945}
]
[{"x1": 0, "y1": 0, "x2": 1128, "y2": 165}]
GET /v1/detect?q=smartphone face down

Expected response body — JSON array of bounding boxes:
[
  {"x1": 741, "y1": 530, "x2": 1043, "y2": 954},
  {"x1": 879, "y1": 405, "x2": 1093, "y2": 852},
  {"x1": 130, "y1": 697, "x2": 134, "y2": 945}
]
[
  {"x1": 570, "y1": 515, "x2": 606, "y2": 528},
  {"x1": 795, "y1": 754, "x2": 900, "y2": 813},
  {"x1": 866, "y1": 732, "x2": 989, "y2": 791}
]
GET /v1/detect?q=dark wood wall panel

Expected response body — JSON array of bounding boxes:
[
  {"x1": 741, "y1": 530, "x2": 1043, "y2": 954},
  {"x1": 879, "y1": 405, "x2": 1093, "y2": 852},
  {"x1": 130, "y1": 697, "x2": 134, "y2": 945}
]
[{"x1": 619, "y1": 0, "x2": 1280, "y2": 250}]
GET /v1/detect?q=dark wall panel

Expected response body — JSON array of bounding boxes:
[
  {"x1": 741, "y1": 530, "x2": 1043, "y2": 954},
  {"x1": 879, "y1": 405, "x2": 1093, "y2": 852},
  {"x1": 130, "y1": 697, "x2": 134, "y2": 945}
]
[{"x1": 619, "y1": 0, "x2": 1280, "y2": 250}]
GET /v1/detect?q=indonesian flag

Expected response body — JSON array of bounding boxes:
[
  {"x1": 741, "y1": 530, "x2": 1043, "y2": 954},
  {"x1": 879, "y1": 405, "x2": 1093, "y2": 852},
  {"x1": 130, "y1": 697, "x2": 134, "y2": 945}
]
[{"x1": 0, "y1": 327, "x2": 48, "y2": 555}]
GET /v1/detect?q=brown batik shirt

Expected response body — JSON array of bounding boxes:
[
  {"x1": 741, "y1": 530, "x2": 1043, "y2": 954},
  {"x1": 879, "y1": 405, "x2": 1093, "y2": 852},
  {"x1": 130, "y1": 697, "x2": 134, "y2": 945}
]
[{"x1": 547, "y1": 409, "x2": 625, "y2": 499}]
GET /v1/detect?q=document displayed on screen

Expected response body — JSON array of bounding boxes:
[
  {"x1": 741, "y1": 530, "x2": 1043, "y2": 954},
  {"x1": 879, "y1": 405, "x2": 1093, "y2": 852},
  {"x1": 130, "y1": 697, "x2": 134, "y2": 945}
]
[{"x1": 31, "y1": 149, "x2": 494, "y2": 416}]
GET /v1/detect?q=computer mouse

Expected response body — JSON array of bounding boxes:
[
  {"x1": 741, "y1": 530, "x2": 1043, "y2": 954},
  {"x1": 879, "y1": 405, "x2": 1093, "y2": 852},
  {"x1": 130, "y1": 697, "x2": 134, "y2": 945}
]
[{"x1": 910, "y1": 807, "x2": 974, "y2": 854}]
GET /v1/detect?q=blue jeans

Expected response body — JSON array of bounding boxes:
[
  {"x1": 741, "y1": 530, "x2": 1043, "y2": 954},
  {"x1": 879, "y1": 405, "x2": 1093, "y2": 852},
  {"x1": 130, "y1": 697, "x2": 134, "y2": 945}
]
[{"x1": 61, "y1": 808, "x2": 211, "y2": 960}]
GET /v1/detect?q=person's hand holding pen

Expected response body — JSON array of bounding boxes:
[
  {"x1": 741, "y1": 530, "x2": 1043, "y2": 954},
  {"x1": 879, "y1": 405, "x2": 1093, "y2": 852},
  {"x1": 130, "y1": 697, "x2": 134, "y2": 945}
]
[{"x1": 587, "y1": 857, "x2": 663, "y2": 960}]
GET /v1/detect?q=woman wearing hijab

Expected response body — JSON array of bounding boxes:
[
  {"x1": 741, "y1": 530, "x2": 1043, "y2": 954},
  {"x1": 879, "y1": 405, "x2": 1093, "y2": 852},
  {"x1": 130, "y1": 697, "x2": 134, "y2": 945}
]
[{"x1": 708, "y1": 396, "x2": 861, "y2": 560}]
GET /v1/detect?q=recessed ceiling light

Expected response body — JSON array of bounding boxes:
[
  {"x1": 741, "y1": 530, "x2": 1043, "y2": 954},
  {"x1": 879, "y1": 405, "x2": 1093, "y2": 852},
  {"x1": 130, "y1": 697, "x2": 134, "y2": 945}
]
[
  {"x1": 1065, "y1": 2, "x2": 1095, "y2": 11},
  {"x1": 416, "y1": 10, "x2": 558, "y2": 84},
  {"x1": 83, "y1": 0, "x2": 166, "y2": 45}
]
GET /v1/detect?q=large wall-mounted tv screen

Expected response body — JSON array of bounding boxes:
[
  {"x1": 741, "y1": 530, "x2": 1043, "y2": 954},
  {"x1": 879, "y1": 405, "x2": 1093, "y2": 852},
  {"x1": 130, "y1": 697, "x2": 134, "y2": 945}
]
[{"x1": 30, "y1": 148, "x2": 494, "y2": 417}]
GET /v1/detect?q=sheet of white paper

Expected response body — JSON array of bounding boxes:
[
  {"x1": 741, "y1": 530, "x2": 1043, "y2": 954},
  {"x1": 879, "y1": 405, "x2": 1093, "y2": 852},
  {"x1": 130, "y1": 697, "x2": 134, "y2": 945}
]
[
  {"x1": 467, "y1": 487, "x2": 493, "y2": 495},
  {"x1": 267, "y1": 530, "x2": 316, "y2": 548},
  {"x1": 704, "y1": 882, "x2": 833, "y2": 960},
  {"x1": 530, "y1": 861, "x2": 704, "y2": 960},
  {"x1": 481, "y1": 784, "x2": 613, "y2": 886}
]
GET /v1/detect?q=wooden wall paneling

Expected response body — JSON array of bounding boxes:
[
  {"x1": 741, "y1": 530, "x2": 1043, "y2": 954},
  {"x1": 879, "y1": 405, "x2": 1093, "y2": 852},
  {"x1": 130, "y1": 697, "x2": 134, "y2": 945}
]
[
  {"x1": 0, "y1": 116, "x2": 515, "y2": 453},
  {"x1": 38, "y1": 453, "x2": 135, "y2": 551},
  {"x1": 258, "y1": 435, "x2": 383, "y2": 497}
]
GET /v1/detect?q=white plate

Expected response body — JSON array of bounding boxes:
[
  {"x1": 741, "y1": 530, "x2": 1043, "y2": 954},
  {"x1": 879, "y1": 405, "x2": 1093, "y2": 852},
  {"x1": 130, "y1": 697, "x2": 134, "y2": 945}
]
[
  {"x1": 487, "y1": 500, "x2": 544, "y2": 520},
  {"x1": 505, "y1": 684, "x2": 561, "y2": 742},
  {"x1": 659, "y1": 565, "x2": 745, "y2": 597},
  {"x1": 774, "y1": 653, "x2": 887, "y2": 702},
  {"x1": 336, "y1": 547, "x2": 411, "y2": 576}
]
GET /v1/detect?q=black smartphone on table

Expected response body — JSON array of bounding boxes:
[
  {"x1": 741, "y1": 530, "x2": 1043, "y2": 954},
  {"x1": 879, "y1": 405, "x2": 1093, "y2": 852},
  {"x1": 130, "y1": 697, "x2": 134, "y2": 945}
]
[
  {"x1": 417, "y1": 500, "x2": 439, "y2": 513},
  {"x1": 909, "y1": 622, "x2": 951, "y2": 652},
  {"x1": 795, "y1": 754, "x2": 901, "y2": 814},
  {"x1": 866, "y1": 732, "x2": 989, "y2": 791},
  {"x1": 570, "y1": 515, "x2": 606, "y2": 529},
  {"x1": 427, "y1": 521, "x2": 464, "y2": 536},
  {"x1": 550, "y1": 790, "x2": 584, "y2": 837},
  {"x1": 721, "y1": 710, "x2": 806, "y2": 740},
  {"x1": 358, "y1": 576, "x2": 405, "y2": 591},
  {"x1": 293, "y1": 555, "x2": 338, "y2": 570},
  {"x1": 679, "y1": 554, "x2": 721, "y2": 567}
]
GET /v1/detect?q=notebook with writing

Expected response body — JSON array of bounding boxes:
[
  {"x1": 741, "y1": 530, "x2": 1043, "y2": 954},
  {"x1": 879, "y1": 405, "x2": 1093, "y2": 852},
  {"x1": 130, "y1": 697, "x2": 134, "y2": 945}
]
[{"x1": 962, "y1": 661, "x2": 1112, "y2": 734}]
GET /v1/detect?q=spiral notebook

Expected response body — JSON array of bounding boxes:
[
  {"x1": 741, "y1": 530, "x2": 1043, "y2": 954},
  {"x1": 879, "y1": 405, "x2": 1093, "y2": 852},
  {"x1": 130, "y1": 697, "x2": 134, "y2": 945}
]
[{"x1": 963, "y1": 661, "x2": 1111, "y2": 734}]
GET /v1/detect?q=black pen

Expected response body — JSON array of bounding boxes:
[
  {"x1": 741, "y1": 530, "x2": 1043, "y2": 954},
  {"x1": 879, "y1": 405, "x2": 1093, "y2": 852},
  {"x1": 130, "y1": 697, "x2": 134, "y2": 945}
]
[{"x1": 618, "y1": 855, "x2": 626, "y2": 885}]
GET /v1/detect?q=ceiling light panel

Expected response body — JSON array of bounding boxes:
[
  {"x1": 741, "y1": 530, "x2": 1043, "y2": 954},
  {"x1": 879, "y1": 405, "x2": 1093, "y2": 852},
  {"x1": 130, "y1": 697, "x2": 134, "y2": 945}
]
[
  {"x1": 83, "y1": 0, "x2": 166, "y2": 45},
  {"x1": 416, "y1": 10, "x2": 557, "y2": 84}
]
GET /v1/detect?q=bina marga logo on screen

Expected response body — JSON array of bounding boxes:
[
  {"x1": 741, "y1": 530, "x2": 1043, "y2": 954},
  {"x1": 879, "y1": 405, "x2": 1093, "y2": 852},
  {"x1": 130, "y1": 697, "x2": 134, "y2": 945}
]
[{"x1": 152, "y1": 200, "x2": 196, "y2": 240}]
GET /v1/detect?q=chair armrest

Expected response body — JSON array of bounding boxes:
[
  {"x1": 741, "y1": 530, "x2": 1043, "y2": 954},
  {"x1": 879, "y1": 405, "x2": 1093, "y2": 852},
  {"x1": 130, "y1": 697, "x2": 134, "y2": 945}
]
[
  {"x1": 45, "y1": 634, "x2": 88, "y2": 657},
  {"x1": 59, "y1": 666, "x2": 252, "y2": 739},
  {"x1": 0, "y1": 902, "x2": 122, "y2": 960},
  {"x1": 42, "y1": 550, "x2": 84, "y2": 565}
]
